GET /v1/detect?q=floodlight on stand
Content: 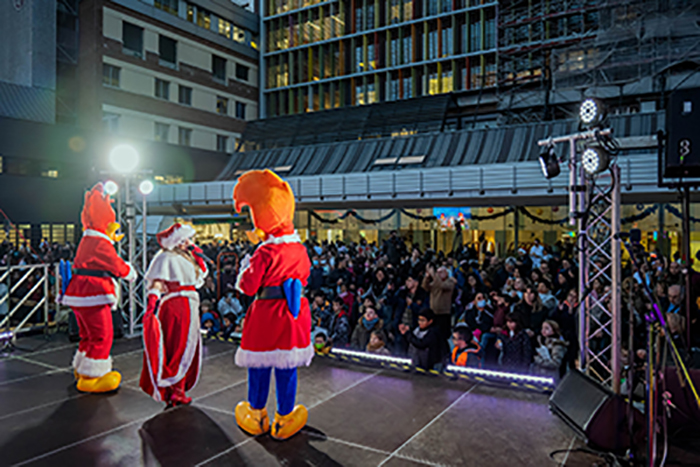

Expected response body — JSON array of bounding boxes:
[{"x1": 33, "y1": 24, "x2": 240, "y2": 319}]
[
  {"x1": 104, "y1": 180, "x2": 119, "y2": 195},
  {"x1": 539, "y1": 144, "x2": 560, "y2": 179},
  {"x1": 581, "y1": 146, "x2": 610, "y2": 175},
  {"x1": 139, "y1": 179, "x2": 154, "y2": 196},
  {"x1": 109, "y1": 144, "x2": 139, "y2": 173},
  {"x1": 579, "y1": 98, "x2": 605, "y2": 128}
]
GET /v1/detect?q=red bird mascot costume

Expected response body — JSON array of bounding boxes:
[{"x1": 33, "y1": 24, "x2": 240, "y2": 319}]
[
  {"x1": 233, "y1": 170, "x2": 313, "y2": 440},
  {"x1": 61, "y1": 183, "x2": 136, "y2": 393},
  {"x1": 140, "y1": 223, "x2": 208, "y2": 408}
]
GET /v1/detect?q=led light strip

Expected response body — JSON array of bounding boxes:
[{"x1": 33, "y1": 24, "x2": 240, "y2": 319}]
[
  {"x1": 446, "y1": 365, "x2": 554, "y2": 386},
  {"x1": 331, "y1": 348, "x2": 413, "y2": 365}
]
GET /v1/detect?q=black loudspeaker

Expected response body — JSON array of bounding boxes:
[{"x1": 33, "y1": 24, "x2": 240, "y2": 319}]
[
  {"x1": 549, "y1": 370, "x2": 633, "y2": 453},
  {"x1": 665, "y1": 88, "x2": 700, "y2": 178}
]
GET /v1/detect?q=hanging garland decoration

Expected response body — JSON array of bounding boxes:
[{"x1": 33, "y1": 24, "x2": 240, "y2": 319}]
[
  {"x1": 517, "y1": 207, "x2": 568, "y2": 225},
  {"x1": 621, "y1": 205, "x2": 658, "y2": 225},
  {"x1": 309, "y1": 209, "x2": 397, "y2": 225},
  {"x1": 665, "y1": 205, "x2": 700, "y2": 224}
]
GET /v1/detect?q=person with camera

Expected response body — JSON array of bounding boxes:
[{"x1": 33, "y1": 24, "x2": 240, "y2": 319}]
[{"x1": 422, "y1": 263, "x2": 456, "y2": 359}]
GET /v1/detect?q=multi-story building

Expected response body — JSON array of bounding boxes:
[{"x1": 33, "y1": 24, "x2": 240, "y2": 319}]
[
  {"x1": 78, "y1": 0, "x2": 260, "y2": 152},
  {"x1": 261, "y1": 0, "x2": 497, "y2": 117}
]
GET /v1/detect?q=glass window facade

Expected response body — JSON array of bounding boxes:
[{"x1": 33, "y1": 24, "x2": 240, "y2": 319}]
[{"x1": 262, "y1": 0, "x2": 499, "y2": 116}]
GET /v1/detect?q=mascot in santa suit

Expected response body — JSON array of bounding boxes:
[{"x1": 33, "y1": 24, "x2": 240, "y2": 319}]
[
  {"x1": 61, "y1": 183, "x2": 136, "y2": 393},
  {"x1": 233, "y1": 170, "x2": 313, "y2": 440},
  {"x1": 140, "y1": 223, "x2": 208, "y2": 408}
]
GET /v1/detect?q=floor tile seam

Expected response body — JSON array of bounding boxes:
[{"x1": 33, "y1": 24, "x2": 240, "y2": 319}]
[
  {"x1": 10, "y1": 378, "x2": 247, "y2": 466},
  {"x1": 194, "y1": 438, "x2": 255, "y2": 466},
  {"x1": 307, "y1": 369, "x2": 383, "y2": 411},
  {"x1": 13, "y1": 356, "x2": 70, "y2": 372},
  {"x1": 0, "y1": 369, "x2": 67, "y2": 388},
  {"x1": 1, "y1": 343, "x2": 76, "y2": 361},
  {"x1": 377, "y1": 383, "x2": 481, "y2": 467},
  {"x1": 559, "y1": 435, "x2": 578, "y2": 467}
]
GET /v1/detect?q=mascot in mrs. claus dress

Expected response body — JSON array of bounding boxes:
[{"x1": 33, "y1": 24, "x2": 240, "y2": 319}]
[
  {"x1": 140, "y1": 223, "x2": 208, "y2": 408},
  {"x1": 61, "y1": 183, "x2": 136, "y2": 393},
  {"x1": 233, "y1": 170, "x2": 313, "y2": 441}
]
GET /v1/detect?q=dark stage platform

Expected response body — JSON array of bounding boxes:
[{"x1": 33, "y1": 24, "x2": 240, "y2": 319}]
[{"x1": 0, "y1": 335, "x2": 691, "y2": 467}]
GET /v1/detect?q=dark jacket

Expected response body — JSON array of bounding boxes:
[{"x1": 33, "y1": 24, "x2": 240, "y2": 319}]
[
  {"x1": 308, "y1": 266, "x2": 325, "y2": 292},
  {"x1": 329, "y1": 310, "x2": 351, "y2": 347},
  {"x1": 351, "y1": 318, "x2": 384, "y2": 350},
  {"x1": 405, "y1": 325, "x2": 442, "y2": 370},
  {"x1": 501, "y1": 331, "x2": 533, "y2": 372}
]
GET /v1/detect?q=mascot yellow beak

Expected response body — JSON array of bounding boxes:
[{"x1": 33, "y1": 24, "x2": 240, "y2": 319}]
[{"x1": 106, "y1": 222, "x2": 125, "y2": 243}]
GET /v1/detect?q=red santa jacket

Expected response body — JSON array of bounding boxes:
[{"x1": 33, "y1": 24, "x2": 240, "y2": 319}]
[
  {"x1": 234, "y1": 233, "x2": 313, "y2": 369},
  {"x1": 62, "y1": 230, "x2": 135, "y2": 308}
]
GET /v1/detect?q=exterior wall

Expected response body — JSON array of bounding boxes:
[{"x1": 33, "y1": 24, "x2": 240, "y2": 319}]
[{"x1": 79, "y1": 0, "x2": 258, "y2": 150}]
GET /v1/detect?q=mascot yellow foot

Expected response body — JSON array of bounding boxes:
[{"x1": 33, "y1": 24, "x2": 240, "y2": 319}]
[
  {"x1": 76, "y1": 371, "x2": 122, "y2": 393},
  {"x1": 235, "y1": 401, "x2": 270, "y2": 436},
  {"x1": 271, "y1": 405, "x2": 308, "y2": 441}
]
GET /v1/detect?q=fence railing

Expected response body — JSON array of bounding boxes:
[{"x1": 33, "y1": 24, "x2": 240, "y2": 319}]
[{"x1": 0, "y1": 264, "x2": 52, "y2": 340}]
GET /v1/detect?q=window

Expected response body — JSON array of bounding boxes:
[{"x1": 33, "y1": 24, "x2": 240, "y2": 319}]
[
  {"x1": 179, "y1": 85, "x2": 192, "y2": 105},
  {"x1": 155, "y1": 0, "x2": 178, "y2": 15},
  {"x1": 122, "y1": 22, "x2": 143, "y2": 57},
  {"x1": 218, "y1": 18, "x2": 232, "y2": 38},
  {"x1": 178, "y1": 127, "x2": 192, "y2": 146},
  {"x1": 235, "y1": 101, "x2": 246, "y2": 119},
  {"x1": 102, "y1": 64, "x2": 120, "y2": 87},
  {"x1": 216, "y1": 96, "x2": 229, "y2": 115},
  {"x1": 154, "y1": 123, "x2": 170, "y2": 142},
  {"x1": 103, "y1": 112, "x2": 120, "y2": 134},
  {"x1": 217, "y1": 135, "x2": 228, "y2": 152},
  {"x1": 235, "y1": 63, "x2": 249, "y2": 82},
  {"x1": 197, "y1": 10, "x2": 211, "y2": 29},
  {"x1": 212, "y1": 55, "x2": 226, "y2": 81},
  {"x1": 233, "y1": 26, "x2": 246, "y2": 43},
  {"x1": 159, "y1": 35, "x2": 177, "y2": 65},
  {"x1": 155, "y1": 79, "x2": 170, "y2": 99},
  {"x1": 186, "y1": 4, "x2": 195, "y2": 22}
]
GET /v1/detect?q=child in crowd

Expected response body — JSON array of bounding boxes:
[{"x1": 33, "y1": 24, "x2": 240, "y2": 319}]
[
  {"x1": 496, "y1": 312, "x2": 532, "y2": 372},
  {"x1": 450, "y1": 326, "x2": 482, "y2": 368},
  {"x1": 329, "y1": 297, "x2": 351, "y2": 348},
  {"x1": 366, "y1": 330, "x2": 391, "y2": 356},
  {"x1": 399, "y1": 308, "x2": 441, "y2": 370},
  {"x1": 351, "y1": 305, "x2": 384, "y2": 350},
  {"x1": 201, "y1": 311, "x2": 220, "y2": 338},
  {"x1": 220, "y1": 313, "x2": 236, "y2": 340},
  {"x1": 313, "y1": 330, "x2": 331, "y2": 355},
  {"x1": 218, "y1": 288, "x2": 243, "y2": 318},
  {"x1": 531, "y1": 320, "x2": 568, "y2": 378},
  {"x1": 311, "y1": 292, "x2": 332, "y2": 330}
]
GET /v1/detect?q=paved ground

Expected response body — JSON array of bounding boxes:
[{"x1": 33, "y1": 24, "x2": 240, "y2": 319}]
[{"x1": 0, "y1": 333, "x2": 695, "y2": 467}]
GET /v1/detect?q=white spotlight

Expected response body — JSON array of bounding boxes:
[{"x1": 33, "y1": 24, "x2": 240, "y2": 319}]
[
  {"x1": 104, "y1": 180, "x2": 119, "y2": 195},
  {"x1": 139, "y1": 180, "x2": 154, "y2": 196},
  {"x1": 581, "y1": 147, "x2": 610, "y2": 175},
  {"x1": 109, "y1": 144, "x2": 139, "y2": 173},
  {"x1": 579, "y1": 98, "x2": 605, "y2": 128}
]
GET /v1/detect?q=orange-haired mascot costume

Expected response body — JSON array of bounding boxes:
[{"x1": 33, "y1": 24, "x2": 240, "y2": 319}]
[
  {"x1": 233, "y1": 170, "x2": 313, "y2": 440},
  {"x1": 61, "y1": 183, "x2": 136, "y2": 393},
  {"x1": 140, "y1": 223, "x2": 208, "y2": 408}
]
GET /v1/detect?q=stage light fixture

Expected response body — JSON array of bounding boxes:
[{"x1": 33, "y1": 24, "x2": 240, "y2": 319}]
[
  {"x1": 581, "y1": 146, "x2": 610, "y2": 175},
  {"x1": 104, "y1": 180, "x2": 119, "y2": 195},
  {"x1": 109, "y1": 144, "x2": 139, "y2": 173},
  {"x1": 331, "y1": 348, "x2": 413, "y2": 365},
  {"x1": 579, "y1": 98, "x2": 605, "y2": 128},
  {"x1": 139, "y1": 180, "x2": 154, "y2": 196},
  {"x1": 539, "y1": 145, "x2": 560, "y2": 179},
  {"x1": 445, "y1": 365, "x2": 554, "y2": 386}
]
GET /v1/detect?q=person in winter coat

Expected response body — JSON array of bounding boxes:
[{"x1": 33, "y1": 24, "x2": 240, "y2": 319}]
[
  {"x1": 328, "y1": 297, "x2": 351, "y2": 348},
  {"x1": 531, "y1": 320, "x2": 568, "y2": 379},
  {"x1": 399, "y1": 308, "x2": 442, "y2": 370},
  {"x1": 366, "y1": 330, "x2": 391, "y2": 356},
  {"x1": 497, "y1": 312, "x2": 533, "y2": 372},
  {"x1": 422, "y1": 264, "x2": 457, "y2": 359},
  {"x1": 450, "y1": 326, "x2": 482, "y2": 368},
  {"x1": 351, "y1": 305, "x2": 384, "y2": 351}
]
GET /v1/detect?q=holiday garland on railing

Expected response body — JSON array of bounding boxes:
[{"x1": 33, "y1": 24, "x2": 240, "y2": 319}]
[{"x1": 306, "y1": 204, "x2": 689, "y2": 227}]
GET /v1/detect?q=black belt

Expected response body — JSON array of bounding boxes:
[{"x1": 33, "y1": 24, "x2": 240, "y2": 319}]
[
  {"x1": 256, "y1": 286, "x2": 285, "y2": 300},
  {"x1": 73, "y1": 268, "x2": 118, "y2": 280}
]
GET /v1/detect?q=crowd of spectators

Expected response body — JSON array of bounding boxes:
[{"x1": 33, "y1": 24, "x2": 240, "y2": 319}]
[{"x1": 2, "y1": 228, "x2": 699, "y2": 380}]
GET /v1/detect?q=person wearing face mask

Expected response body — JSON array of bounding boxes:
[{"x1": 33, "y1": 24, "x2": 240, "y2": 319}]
[
  {"x1": 308, "y1": 256, "x2": 325, "y2": 293},
  {"x1": 351, "y1": 306, "x2": 384, "y2": 351}
]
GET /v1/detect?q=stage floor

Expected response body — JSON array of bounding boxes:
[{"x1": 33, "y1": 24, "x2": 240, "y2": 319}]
[{"x1": 0, "y1": 334, "x2": 693, "y2": 467}]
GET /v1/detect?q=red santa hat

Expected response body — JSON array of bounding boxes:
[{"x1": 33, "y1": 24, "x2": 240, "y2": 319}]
[{"x1": 156, "y1": 223, "x2": 196, "y2": 250}]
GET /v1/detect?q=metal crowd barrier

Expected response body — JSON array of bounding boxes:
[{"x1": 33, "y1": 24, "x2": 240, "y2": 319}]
[{"x1": 0, "y1": 264, "x2": 52, "y2": 342}]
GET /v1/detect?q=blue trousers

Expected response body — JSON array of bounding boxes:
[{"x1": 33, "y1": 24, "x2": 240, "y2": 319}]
[{"x1": 248, "y1": 367, "x2": 297, "y2": 416}]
